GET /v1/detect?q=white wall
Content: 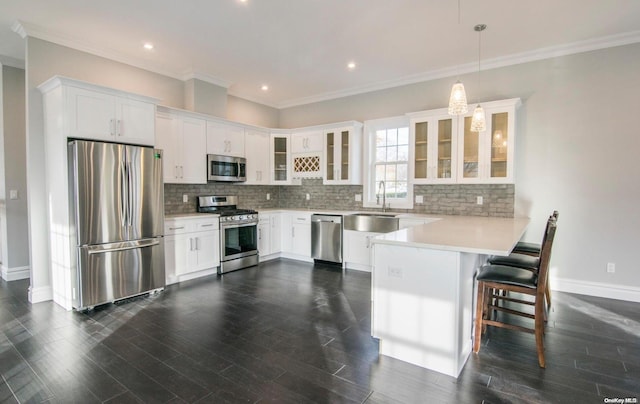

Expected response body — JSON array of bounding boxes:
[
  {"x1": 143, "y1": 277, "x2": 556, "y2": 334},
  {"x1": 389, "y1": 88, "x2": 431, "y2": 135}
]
[
  {"x1": 227, "y1": 95, "x2": 279, "y2": 128},
  {"x1": 0, "y1": 65, "x2": 29, "y2": 281},
  {"x1": 279, "y1": 43, "x2": 640, "y2": 300}
]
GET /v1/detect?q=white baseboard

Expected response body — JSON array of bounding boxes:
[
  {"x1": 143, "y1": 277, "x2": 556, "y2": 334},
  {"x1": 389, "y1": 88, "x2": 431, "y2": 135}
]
[
  {"x1": 28, "y1": 285, "x2": 53, "y2": 304},
  {"x1": 551, "y1": 277, "x2": 640, "y2": 303},
  {"x1": 1, "y1": 265, "x2": 30, "y2": 281}
]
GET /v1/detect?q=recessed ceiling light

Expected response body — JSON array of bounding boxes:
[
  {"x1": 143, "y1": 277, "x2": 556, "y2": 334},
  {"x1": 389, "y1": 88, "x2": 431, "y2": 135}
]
[
  {"x1": 143, "y1": 43, "x2": 154, "y2": 50},
  {"x1": 261, "y1": 85, "x2": 269, "y2": 91},
  {"x1": 347, "y1": 62, "x2": 356, "y2": 70}
]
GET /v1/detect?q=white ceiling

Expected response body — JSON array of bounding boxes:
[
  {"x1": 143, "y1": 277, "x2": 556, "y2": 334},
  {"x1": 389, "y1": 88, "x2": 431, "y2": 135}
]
[{"x1": 2, "y1": 0, "x2": 640, "y2": 108}]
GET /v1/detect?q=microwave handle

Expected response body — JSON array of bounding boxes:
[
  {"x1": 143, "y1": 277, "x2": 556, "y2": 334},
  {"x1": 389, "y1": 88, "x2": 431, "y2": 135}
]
[{"x1": 237, "y1": 162, "x2": 240, "y2": 178}]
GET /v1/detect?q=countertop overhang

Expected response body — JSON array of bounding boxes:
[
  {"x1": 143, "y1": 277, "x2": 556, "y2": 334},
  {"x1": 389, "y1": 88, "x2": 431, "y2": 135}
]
[{"x1": 371, "y1": 215, "x2": 530, "y2": 256}]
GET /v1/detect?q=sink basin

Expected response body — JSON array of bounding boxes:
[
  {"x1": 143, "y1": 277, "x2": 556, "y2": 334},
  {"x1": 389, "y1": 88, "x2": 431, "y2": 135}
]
[{"x1": 344, "y1": 213, "x2": 400, "y2": 233}]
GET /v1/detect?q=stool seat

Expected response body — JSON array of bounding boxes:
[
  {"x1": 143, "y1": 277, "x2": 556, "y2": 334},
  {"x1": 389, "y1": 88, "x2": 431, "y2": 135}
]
[
  {"x1": 477, "y1": 264, "x2": 538, "y2": 289},
  {"x1": 488, "y1": 253, "x2": 539, "y2": 271},
  {"x1": 513, "y1": 241, "x2": 541, "y2": 256}
]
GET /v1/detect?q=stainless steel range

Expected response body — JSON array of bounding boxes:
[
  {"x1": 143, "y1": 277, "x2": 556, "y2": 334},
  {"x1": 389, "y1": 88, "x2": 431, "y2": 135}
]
[{"x1": 197, "y1": 196, "x2": 258, "y2": 274}]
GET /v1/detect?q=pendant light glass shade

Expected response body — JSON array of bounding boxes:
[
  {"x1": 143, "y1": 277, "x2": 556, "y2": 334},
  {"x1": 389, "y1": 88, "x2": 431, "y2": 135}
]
[
  {"x1": 470, "y1": 104, "x2": 486, "y2": 132},
  {"x1": 448, "y1": 81, "x2": 468, "y2": 115}
]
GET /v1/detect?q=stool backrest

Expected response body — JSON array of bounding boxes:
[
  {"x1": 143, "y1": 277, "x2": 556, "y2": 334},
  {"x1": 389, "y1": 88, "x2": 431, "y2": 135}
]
[{"x1": 536, "y1": 216, "x2": 558, "y2": 297}]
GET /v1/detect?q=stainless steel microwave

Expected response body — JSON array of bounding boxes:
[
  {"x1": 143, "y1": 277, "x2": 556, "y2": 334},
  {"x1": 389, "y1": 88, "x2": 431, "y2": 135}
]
[{"x1": 207, "y1": 154, "x2": 246, "y2": 182}]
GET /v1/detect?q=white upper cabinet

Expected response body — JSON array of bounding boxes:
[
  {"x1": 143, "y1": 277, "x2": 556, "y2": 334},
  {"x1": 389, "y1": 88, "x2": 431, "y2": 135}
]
[
  {"x1": 244, "y1": 128, "x2": 270, "y2": 185},
  {"x1": 206, "y1": 121, "x2": 245, "y2": 157},
  {"x1": 407, "y1": 98, "x2": 520, "y2": 185},
  {"x1": 62, "y1": 81, "x2": 156, "y2": 146},
  {"x1": 156, "y1": 110, "x2": 207, "y2": 184},
  {"x1": 456, "y1": 98, "x2": 521, "y2": 184},
  {"x1": 323, "y1": 123, "x2": 363, "y2": 185},
  {"x1": 270, "y1": 132, "x2": 292, "y2": 185},
  {"x1": 408, "y1": 108, "x2": 458, "y2": 184},
  {"x1": 291, "y1": 131, "x2": 324, "y2": 153}
]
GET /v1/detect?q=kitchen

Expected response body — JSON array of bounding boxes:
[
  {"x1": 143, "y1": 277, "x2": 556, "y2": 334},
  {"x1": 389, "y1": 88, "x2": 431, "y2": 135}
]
[{"x1": 1, "y1": 1, "x2": 640, "y2": 402}]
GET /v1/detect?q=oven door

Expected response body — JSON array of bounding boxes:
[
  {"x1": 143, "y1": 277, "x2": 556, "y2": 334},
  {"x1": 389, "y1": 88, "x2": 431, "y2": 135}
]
[{"x1": 220, "y1": 222, "x2": 258, "y2": 261}]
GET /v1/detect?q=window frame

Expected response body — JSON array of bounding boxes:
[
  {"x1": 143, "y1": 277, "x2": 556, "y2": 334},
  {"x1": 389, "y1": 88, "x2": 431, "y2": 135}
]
[{"x1": 362, "y1": 116, "x2": 413, "y2": 210}]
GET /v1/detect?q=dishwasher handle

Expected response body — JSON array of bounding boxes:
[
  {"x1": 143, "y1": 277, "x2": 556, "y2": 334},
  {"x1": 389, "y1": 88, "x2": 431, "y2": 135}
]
[{"x1": 311, "y1": 214, "x2": 342, "y2": 224}]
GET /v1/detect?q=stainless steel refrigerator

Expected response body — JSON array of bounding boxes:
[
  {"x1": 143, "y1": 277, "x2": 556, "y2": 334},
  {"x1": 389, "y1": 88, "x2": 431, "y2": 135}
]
[{"x1": 68, "y1": 139, "x2": 165, "y2": 310}]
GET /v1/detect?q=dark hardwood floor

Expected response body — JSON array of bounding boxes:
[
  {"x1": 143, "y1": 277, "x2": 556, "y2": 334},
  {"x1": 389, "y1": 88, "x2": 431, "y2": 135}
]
[{"x1": 1, "y1": 259, "x2": 639, "y2": 403}]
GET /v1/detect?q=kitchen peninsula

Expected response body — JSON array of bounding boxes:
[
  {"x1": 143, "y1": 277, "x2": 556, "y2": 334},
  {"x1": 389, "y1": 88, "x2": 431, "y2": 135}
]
[{"x1": 370, "y1": 215, "x2": 530, "y2": 377}]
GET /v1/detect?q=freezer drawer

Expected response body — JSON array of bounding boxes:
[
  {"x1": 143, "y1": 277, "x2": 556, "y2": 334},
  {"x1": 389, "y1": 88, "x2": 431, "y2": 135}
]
[{"x1": 74, "y1": 238, "x2": 165, "y2": 309}]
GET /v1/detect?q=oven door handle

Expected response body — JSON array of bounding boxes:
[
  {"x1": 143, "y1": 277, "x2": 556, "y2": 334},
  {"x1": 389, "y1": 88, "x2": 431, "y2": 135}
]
[{"x1": 221, "y1": 221, "x2": 258, "y2": 230}]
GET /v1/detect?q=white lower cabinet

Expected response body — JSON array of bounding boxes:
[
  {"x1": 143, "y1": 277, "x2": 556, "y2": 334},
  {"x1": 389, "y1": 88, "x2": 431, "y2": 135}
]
[
  {"x1": 343, "y1": 230, "x2": 382, "y2": 272},
  {"x1": 281, "y1": 212, "x2": 312, "y2": 261},
  {"x1": 258, "y1": 212, "x2": 282, "y2": 261},
  {"x1": 164, "y1": 216, "x2": 220, "y2": 284}
]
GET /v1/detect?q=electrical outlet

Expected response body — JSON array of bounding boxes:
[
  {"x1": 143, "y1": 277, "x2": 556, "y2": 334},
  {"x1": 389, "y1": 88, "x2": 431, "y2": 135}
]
[
  {"x1": 9, "y1": 190, "x2": 18, "y2": 200},
  {"x1": 266, "y1": 193, "x2": 271, "y2": 200},
  {"x1": 306, "y1": 193, "x2": 310, "y2": 201},
  {"x1": 607, "y1": 262, "x2": 615, "y2": 273},
  {"x1": 476, "y1": 196, "x2": 483, "y2": 205},
  {"x1": 355, "y1": 194, "x2": 362, "y2": 202},
  {"x1": 415, "y1": 195, "x2": 424, "y2": 204},
  {"x1": 182, "y1": 194, "x2": 188, "y2": 203},
  {"x1": 388, "y1": 267, "x2": 403, "y2": 278}
]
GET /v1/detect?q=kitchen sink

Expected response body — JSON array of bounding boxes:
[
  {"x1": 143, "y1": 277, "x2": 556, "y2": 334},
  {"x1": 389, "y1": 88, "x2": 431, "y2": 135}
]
[{"x1": 344, "y1": 213, "x2": 400, "y2": 233}]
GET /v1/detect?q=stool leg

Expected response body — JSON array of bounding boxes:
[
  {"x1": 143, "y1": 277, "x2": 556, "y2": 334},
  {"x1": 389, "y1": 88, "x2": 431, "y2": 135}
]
[
  {"x1": 535, "y1": 297, "x2": 546, "y2": 368},
  {"x1": 473, "y1": 281, "x2": 485, "y2": 353}
]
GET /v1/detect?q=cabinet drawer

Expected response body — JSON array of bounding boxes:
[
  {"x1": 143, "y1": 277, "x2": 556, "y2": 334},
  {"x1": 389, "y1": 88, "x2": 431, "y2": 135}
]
[
  {"x1": 195, "y1": 219, "x2": 219, "y2": 231},
  {"x1": 164, "y1": 220, "x2": 194, "y2": 235}
]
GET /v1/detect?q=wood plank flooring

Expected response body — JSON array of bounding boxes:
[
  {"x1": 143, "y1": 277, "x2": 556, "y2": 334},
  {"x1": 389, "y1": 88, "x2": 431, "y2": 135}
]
[{"x1": 0, "y1": 258, "x2": 639, "y2": 403}]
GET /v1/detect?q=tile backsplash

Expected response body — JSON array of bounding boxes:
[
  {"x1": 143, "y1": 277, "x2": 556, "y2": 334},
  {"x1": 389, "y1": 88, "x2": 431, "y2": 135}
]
[{"x1": 165, "y1": 179, "x2": 514, "y2": 217}]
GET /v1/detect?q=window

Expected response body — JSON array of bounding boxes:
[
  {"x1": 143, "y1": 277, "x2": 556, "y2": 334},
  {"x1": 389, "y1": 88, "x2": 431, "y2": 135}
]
[{"x1": 363, "y1": 116, "x2": 413, "y2": 209}]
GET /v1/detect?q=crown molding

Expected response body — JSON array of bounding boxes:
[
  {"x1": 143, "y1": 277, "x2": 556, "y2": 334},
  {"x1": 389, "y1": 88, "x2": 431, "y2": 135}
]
[
  {"x1": 13, "y1": 20, "x2": 185, "y2": 82},
  {"x1": 275, "y1": 29, "x2": 640, "y2": 109},
  {"x1": 0, "y1": 55, "x2": 25, "y2": 69},
  {"x1": 11, "y1": 19, "x2": 640, "y2": 110},
  {"x1": 181, "y1": 70, "x2": 231, "y2": 89}
]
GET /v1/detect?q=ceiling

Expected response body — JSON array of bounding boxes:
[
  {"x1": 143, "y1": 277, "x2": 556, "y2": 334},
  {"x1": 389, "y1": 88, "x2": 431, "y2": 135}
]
[{"x1": 2, "y1": 0, "x2": 640, "y2": 108}]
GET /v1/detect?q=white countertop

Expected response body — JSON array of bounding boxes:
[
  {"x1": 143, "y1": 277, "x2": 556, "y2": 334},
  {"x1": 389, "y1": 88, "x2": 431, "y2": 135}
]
[
  {"x1": 372, "y1": 215, "x2": 530, "y2": 256},
  {"x1": 165, "y1": 213, "x2": 219, "y2": 219}
]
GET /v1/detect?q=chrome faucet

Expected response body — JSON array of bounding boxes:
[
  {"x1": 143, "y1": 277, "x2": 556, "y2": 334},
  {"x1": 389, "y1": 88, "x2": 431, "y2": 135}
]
[{"x1": 376, "y1": 181, "x2": 387, "y2": 212}]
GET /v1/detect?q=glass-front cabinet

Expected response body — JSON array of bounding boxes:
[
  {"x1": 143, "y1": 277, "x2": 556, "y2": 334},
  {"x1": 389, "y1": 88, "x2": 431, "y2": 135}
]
[
  {"x1": 323, "y1": 123, "x2": 363, "y2": 185},
  {"x1": 270, "y1": 131, "x2": 292, "y2": 185},
  {"x1": 457, "y1": 98, "x2": 520, "y2": 183},
  {"x1": 408, "y1": 108, "x2": 458, "y2": 184}
]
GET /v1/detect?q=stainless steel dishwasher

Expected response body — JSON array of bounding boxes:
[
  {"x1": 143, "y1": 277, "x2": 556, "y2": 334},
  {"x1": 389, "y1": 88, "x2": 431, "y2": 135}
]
[{"x1": 311, "y1": 214, "x2": 343, "y2": 264}]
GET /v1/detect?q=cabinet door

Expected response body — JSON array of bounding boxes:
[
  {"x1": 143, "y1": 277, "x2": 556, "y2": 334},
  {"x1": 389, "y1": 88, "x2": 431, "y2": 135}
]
[
  {"x1": 324, "y1": 128, "x2": 362, "y2": 185},
  {"x1": 271, "y1": 134, "x2": 291, "y2": 184},
  {"x1": 270, "y1": 213, "x2": 282, "y2": 254},
  {"x1": 412, "y1": 115, "x2": 457, "y2": 184},
  {"x1": 180, "y1": 117, "x2": 207, "y2": 184},
  {"x1": 258, "y1": 221, "x2": 271, "y2": 256},
  {"x1": 116, "y1": 98, "x2": 155, "y2": 146},
  {"x1": 195, "y1": 230, "x2": 220, "y2": 270},
  {"x1": 292, "y1": 222, "x2": 311, "y2": 257},
  {"x1": 245, "y1": 129, "x2": 270, "y2": 185},
  {"x1": 165, "y1": 233, "x2": 191, "y2": 281},
  {"x1": 66, "y1": 86, "x2": 115, "y2": 141},
  {"x1": 207, "y1": 121, "x2": 245, "y2": 157},
  {"x1": 291, "y1": 131, "x2": 323, "y2": 153},
  {"x1": 457, "y1": 104, "x2": 516, "y2": 184},
  {"x1": 155, "y1": 112, "x2": 180, "y2": 182}
]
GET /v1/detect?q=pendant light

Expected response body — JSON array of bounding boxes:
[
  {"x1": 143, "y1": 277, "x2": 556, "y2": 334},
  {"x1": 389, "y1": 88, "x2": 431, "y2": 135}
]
[
  {"x1": 448, "y1": 0, "x2": 468, "y2": 115},
  {"x1": 470, "y1": 24, "x2": 487, "y2": 132}
]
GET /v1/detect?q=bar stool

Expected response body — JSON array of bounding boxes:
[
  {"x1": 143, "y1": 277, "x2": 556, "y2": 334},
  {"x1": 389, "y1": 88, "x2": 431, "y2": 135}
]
[
  {"x1": 487, "y1": 211, "x2": 559, "y2": 308},
  {"x1": 473, "y1": 216, "x2": 557, "y2": 368}
]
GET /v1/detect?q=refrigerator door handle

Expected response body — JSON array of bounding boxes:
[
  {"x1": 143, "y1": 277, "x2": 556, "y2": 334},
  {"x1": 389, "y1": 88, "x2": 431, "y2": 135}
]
[
  {"x1": 127, "y1": 162, "x2": 134, "y2": 227},
  {"x1": 120, "y1": 162, "x2": 128, "y2": 227},
  {"x1": 86, "y1": 239, "x2": 160, "y2": 255}
]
